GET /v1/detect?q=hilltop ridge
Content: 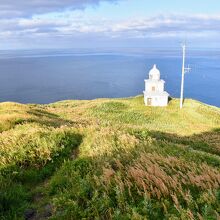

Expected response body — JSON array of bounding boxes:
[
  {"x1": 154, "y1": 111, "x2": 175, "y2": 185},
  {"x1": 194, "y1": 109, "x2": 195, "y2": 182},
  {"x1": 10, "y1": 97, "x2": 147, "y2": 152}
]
[{"x1": 0, "y1": 96, "x2": 220, "y2": 219}]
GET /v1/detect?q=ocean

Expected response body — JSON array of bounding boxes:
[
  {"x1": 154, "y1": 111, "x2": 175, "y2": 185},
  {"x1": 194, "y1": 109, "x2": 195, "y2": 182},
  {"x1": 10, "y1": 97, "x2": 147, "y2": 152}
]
[{"x1": 0, "y1": 48, "x2": 219, "y2": 107}]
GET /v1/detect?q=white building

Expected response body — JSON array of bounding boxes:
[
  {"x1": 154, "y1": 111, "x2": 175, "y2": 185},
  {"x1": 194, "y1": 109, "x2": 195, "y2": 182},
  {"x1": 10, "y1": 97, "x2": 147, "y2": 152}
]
[{"x1": 143, "y1": 64, "x2": 169, "y2": 106}]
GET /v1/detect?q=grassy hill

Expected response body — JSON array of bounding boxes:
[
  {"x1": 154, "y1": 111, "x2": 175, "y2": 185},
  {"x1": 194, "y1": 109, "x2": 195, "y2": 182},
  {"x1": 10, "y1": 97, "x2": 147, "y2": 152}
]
[{"x1": 0, "y1": 96, "x2": 220, "y2": 220}]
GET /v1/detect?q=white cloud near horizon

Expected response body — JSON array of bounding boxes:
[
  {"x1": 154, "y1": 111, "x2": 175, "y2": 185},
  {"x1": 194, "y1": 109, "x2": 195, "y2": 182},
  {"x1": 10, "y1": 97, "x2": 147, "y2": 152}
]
[{"x1": 1, "y1": 14, "x2": 220, "y2": 38}]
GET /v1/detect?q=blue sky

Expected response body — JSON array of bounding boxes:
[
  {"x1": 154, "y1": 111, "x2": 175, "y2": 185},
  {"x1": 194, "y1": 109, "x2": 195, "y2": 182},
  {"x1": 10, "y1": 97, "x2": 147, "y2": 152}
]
[
  {"x1": 0, "y1": 0, "x2": 220, "y2": 49},
  {"x1": 86, "y1": 0, "x2": 220, "y2": 17}
]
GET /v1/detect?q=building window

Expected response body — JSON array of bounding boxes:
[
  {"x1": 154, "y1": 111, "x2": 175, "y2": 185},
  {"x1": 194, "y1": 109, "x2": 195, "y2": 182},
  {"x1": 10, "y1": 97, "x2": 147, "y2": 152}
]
[{"x1": 152, "y1": 86, "x2": 156, "y2": 91}]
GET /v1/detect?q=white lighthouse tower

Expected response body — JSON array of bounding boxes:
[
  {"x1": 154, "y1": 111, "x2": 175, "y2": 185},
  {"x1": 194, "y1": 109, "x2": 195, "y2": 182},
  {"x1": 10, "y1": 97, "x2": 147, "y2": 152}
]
[{"x1": 143, "y1": 64, "x2": 169, "y2": 106}]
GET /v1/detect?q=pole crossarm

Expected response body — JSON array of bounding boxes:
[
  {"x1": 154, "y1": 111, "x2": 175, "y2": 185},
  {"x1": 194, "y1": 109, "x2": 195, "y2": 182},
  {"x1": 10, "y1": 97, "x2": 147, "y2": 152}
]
[{"x1": 184, "y1": 65, "x2": 191, "y2": 74}]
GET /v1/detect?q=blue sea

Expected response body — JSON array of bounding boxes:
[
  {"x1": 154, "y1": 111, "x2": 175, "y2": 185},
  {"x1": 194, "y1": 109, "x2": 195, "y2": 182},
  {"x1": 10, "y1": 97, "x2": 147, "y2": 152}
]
[{"x1": 0, "y1": 48, "x2": 219, "y2": 107}]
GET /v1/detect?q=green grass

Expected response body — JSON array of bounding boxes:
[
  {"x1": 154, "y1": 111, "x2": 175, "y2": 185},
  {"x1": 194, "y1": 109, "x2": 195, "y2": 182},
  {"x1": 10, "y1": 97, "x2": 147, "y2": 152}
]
[{"x1": 0, "y1": 96, "x2": 220, "y2": 219}]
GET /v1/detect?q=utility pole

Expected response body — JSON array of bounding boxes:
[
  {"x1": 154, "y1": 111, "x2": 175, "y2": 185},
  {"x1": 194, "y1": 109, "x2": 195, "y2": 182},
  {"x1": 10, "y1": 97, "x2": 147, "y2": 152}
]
[{"x1": 180, "y1": 44, "x2": 190, "y2": 109}]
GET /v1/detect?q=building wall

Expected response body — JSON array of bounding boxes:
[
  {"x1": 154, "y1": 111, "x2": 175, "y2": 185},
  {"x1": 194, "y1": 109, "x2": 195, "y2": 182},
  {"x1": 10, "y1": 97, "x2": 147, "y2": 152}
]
[
  {"x1": 145, "y1": 81, "x2": 164, "y2": 93},
  {"x1": 144, "y1": 95, "x2": 168, "y2": 106}
]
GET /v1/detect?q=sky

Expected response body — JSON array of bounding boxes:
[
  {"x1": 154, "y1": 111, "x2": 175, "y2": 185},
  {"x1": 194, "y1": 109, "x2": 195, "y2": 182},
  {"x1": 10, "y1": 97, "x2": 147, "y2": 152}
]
[{"x1": 0, "y1": 0, "x2": 220, "y2": 49}]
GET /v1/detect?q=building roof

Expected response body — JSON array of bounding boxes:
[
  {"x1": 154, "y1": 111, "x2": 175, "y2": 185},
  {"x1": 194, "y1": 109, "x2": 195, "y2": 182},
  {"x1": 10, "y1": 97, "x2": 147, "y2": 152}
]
[
  {"x1": 145, "y1": 79, "x2": 165, "y2": 83},
  {"x1": 149, "y1": 64, "x2": 160, "y2": 80}
]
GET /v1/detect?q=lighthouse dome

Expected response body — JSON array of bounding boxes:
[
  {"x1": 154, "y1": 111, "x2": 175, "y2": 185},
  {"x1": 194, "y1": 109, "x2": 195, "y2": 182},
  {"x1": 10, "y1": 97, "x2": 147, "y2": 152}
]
[{"x1": 149, "y1": 64, "x2": 160, "y2": 80}]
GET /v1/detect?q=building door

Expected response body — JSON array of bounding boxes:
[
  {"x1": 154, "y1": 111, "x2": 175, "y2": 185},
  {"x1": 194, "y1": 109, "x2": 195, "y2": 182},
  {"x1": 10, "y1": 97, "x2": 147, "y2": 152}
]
[{"x1": 147, "y1": 98, "x2": 152, "y2": 106}]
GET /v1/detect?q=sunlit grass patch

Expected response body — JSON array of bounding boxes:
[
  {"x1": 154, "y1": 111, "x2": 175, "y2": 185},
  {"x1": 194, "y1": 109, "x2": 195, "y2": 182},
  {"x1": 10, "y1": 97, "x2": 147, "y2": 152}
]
[
  {"x1": 0, "y1": 102, "x2": 31, "y2": 132},
  {"x1": 0, "y1": 124, "x2": 79, "y2": 168}
]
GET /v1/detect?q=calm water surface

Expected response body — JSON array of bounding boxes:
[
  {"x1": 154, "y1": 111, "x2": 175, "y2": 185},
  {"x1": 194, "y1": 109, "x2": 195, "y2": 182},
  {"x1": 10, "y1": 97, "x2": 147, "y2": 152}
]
[{"x1": 0, "y1": 49, "x2": 219, "y2": 107}]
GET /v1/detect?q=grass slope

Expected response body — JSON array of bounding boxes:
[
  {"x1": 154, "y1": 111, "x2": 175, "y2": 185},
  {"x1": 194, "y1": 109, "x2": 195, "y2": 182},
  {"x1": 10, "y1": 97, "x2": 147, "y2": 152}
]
[{"x1": 0, "y1": 96, "x2": 220, "y2": 220}]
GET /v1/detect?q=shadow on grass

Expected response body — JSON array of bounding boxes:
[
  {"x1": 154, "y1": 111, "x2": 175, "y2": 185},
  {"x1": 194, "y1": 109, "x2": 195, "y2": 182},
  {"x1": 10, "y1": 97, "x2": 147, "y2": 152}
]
[
  {"x1": 0, "y1": 132, "x2": 82, "y2": 219},
  {"x1": 168, "y1": 96, "x2": 173, "y2": 102},
  {"x1": 148, "y1": 128, "x2": 220, "y2": 157},
  {"x1": 0, "y1": 108, "x2": 75, "y2": 134},
  {"x1": 27, "y1": 108, "x2": 74, "y2": 128}
]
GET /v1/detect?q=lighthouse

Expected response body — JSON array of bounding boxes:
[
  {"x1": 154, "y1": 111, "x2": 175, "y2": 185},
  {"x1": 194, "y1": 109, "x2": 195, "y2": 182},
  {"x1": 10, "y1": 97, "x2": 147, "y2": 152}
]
[{"x1": 143, "y1": 64, "x2": 169, "y2": 106}]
